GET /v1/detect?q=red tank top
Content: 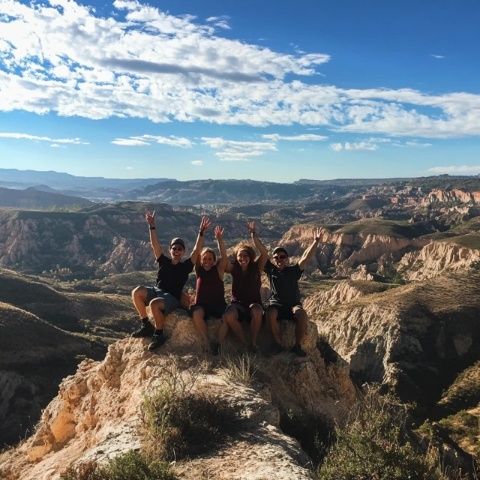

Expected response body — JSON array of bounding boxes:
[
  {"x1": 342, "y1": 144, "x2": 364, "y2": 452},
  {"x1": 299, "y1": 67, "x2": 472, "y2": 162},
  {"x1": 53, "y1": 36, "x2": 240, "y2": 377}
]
[
  {"x1": 194, "y1": 265, "x2": 226, "y2": 308},
  {"x1": 231, "y1": 260, "x2": 261, "y2": 307}
]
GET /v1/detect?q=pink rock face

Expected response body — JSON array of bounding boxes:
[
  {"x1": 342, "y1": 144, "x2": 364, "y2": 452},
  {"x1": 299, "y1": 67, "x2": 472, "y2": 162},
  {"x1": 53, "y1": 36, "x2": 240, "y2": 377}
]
[{"x1": 425, "y1": 188, "x2": 480, "y2": 205}]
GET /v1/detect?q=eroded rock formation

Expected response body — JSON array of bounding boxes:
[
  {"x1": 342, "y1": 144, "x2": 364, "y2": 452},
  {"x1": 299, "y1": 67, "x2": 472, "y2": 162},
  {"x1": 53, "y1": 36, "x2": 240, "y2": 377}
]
[
  {"x1": 0, "y1": 311, "x2": 355, "y2": 480},
  {"x1": 306, "y1": 272, "x2": 480, "y2": 406},
  {"x1": 398, "y1": 240, "x2": 480, "y2": 281}
]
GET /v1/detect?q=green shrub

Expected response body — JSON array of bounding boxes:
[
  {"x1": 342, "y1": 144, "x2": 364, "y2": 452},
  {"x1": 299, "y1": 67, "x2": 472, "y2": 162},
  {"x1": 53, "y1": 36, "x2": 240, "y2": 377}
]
[
  {"x1": 315, "y1": 387, "x2": 451, "y2": 480},
  {"x1": 60, "y1": 450, "x2": 176, "y2": 480}
]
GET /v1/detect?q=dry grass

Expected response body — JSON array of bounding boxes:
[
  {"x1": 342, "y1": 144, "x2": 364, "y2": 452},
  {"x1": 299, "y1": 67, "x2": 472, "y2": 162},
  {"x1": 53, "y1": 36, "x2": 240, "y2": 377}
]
[
  {"x1": 140, "y1": 357, "x2": 240, "y2": 461},
  {"x1": 220, "y1": 352, "x2": 258, "y2": 386}
]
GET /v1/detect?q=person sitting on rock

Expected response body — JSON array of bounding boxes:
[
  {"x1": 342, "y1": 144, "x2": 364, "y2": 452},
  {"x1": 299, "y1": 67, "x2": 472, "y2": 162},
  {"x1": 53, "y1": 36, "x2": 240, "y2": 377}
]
[
  {"x1": 220, "y1": 221, "x2": 268, "y2": 353},
  {"x1": 265, "y1": 228, "x2": 322, "y2": 357},
  {"x1": 131, "y1": 211, "x2": 211, "y2": 351},
  {"x1": 191, "y1": 225, "x2": 228, "y2": 355}
]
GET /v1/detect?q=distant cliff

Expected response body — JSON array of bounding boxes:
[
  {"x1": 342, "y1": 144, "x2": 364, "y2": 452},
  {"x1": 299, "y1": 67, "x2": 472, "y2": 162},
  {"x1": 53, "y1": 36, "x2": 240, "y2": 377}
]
[{"x1": 279, "y1": 219, "x2": 431, "y2": 276}]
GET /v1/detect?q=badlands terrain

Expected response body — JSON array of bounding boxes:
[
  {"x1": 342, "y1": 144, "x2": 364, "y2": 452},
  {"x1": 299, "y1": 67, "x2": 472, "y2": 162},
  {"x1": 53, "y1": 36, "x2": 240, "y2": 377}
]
[{"x1": 0, "y1": 173, "x2": 479, "y2": 479}]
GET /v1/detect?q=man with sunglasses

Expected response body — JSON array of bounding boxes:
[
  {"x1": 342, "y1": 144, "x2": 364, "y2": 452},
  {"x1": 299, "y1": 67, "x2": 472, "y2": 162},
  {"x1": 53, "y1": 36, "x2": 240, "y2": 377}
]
[
  {"x1": 131, "y1": 211, "x2": 211, "y2": 351},
  {"x1": 265, "y1": 228, "x2": 322, "y2": 357}
]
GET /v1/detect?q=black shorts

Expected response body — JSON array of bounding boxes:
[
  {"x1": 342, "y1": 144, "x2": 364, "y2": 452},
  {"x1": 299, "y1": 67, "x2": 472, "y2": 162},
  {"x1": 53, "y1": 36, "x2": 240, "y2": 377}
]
[
  {"x1": 265, "y1": 303, "x2": 302, "y2": 321},
  {"x1": 190, "y1": 303, "x2": 226, "y2": 321},
  {"x1": 226, "y1": 302, "x2": 263, "y2": 322}
]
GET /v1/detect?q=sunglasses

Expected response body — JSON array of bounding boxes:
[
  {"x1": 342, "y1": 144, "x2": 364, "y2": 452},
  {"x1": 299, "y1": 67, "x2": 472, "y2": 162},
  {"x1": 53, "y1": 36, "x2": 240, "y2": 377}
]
[
  {"x1": 170, "y1": 245, "x2": 184, "y2": 251},
  {"x1": 274, "y1": 254, "x2": 287, "y2": 260}
]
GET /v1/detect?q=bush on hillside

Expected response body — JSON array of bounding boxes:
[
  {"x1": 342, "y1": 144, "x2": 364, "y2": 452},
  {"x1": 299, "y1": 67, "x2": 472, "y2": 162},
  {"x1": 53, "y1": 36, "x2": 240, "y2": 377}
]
[
  {"x1": 60, "y1": 450, "x2": 177, "y2": 480},
  {"x1": 315, "y1": 387, "x2": 458, "y2": 480}
]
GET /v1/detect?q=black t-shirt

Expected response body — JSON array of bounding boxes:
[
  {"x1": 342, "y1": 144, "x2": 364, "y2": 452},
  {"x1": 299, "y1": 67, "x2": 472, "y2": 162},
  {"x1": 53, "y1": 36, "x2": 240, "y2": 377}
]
[
  {"x1": 156, "y1": 254, "x2": 194, "y2": 300},
  {"x1": 264, "y1": 259, "x2": 303, "y2": 307}
]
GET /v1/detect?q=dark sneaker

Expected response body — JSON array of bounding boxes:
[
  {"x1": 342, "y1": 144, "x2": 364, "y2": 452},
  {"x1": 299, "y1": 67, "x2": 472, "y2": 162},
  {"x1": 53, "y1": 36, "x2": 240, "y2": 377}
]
[
  {"x1": 290, "y1": 344, "x2": 307, "y2": 357},
  {"x1": 248, "y1": 344, "x2": 259, "y2": 354},
  {"x1": 131, "y1": 321, "x2": 154, "y2": 338},
  {"x1": 270, "y1": 342, "x2": 285, "y2": 355},
  {"x1": 210, "y1": 341, "x2": 220, "y2": 356},
  {"x1": 148, "y1": 333, "x2": 166, "y2": 351}
]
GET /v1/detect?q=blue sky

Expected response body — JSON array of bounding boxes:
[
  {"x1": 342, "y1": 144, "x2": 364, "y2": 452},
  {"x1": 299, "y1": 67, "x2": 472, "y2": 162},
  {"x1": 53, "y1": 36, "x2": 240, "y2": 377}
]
[{"x1": 0, "y1": 0, "x2": 479, "y2": 182}]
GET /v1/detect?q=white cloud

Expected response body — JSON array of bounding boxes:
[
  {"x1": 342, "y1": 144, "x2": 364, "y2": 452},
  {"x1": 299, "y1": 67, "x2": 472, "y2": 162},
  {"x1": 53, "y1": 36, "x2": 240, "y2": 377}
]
[
  {"x1": 0, "y1": 132, "x2": 88, "y2": 144},
  {"x1": 428, "y1": 165, "x2": 480, "y2": 175},
  {"x1": 206, "y1": 15, "x2": 231, "y2": 30},
  {"x1": 191, "y1": 160, "x2": 204, "y2": 166},
  {"x1": 111, "y1": 135, "x2": 192, "y2": 147},
  {"x1": 112, "y1": 138, "x2": 149, "y2": 146},
  {"x1": 431, "y1": 54, "x2": 445, "y2": 59},
  {"x1": 0, "y1": 1, "x2": 479, "y2": 139},
  {"x1": 330, "y1": 141, "x2": 377, "y2": 152},
  {"x1": 202, "y1": 137, "x2": 276, "y2": 161},
  {"x1": 261, "y1": 133, "x2": 328, "y2": 141}
]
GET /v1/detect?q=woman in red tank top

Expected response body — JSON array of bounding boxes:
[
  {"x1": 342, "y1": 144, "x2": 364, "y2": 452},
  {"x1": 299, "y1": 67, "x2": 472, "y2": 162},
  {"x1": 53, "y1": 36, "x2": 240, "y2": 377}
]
[
  {"x1": 191, "y1": 226, "x2": 227, "y2": 354},
  {"x1": 220, "y1": 221, "x2": 268, "y2": 352}
]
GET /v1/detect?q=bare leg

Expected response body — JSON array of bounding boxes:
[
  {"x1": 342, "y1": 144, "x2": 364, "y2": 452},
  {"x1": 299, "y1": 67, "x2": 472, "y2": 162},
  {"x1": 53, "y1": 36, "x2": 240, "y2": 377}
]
[
  {"x1": 132, "y1": 286, "x2": 148, "y2": 319},
  {"x1": 293, "y1": 307, "x2": 308, "y2": 346},
  {"x1": 249, "y1": 304, "x2": 263, "y2": 347},
  {"x1": 266, "y1": 306, "x2": 282, "y2": 345},
  {"x1": 149, "y1": 298, "x2": 166, "y2": 330},
  {"x1": 218, "y1": 318, "x2": 229, "y2": 345},
  {"x1": 223, "y1": 306, "x2": 247, "y2": 345},
  {"x1": 192, "y1": 306, "x2": 209, "y2": 347}
]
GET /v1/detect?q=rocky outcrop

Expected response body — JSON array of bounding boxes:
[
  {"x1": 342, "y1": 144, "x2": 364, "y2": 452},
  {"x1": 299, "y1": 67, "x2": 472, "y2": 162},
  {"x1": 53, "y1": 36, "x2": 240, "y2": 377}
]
[
  {"x1": 303, "y1": 280, "x2": 390, "y2": 313},
  {"x1": 398, "y1": 240, "x2": 480, "y2": 281},
  {"x1": 0, "y1": 311, "x2": 355, "y2": 480},
  {"x1": 0, "y1": 302, "x2": 103, "y2": 447},
  {"x1": 308, "y1": 272, "x2": 480, "y2": 406}
]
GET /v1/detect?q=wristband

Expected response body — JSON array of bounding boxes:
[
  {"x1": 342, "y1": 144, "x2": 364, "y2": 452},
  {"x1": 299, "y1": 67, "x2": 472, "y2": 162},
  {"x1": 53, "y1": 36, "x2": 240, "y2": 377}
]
[
  {"x1": 199, "y1": 230, "x2": 204, "y2": 236},
  {"x1": 149, "y1": 226, "x2": 156, "y2": 230}
]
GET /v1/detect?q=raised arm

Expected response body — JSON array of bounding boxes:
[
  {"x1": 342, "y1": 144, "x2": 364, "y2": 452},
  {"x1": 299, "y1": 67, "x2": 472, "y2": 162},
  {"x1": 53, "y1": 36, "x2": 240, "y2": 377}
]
[
  {"x1": 248, "y1": 221, "x2": 269, "y2": 271},
  {"x1": 214, "y1": 226, "x2": 228, "y2": 278},
  {"x1": 298, "y1": 227, "x2": 321, "y2": 270},
  {"x1": 190, "y1": 216, "x2": 211, "y2": 265},
  {"x1": 146, "y1": 210, "x2": 163, "y2": 259}
]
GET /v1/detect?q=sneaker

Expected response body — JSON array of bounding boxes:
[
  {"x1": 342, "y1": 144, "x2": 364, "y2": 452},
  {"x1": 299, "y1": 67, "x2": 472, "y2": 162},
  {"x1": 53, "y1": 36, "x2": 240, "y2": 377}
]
[
  {"x1": 131, "y1": 321, "x2": 154, "y2": 338},
  {"x1": 148, "y1": 333, "x2": 166, "y2": 351},
  {"x1": 210, "y1": 341, "x2": 220, "y2": 356},
  {"x1": 270, "y1": 342, "x2": 285, "y2": 355},
  {"x1": 248, "y1": 344, "x2": 259, "y2": 354},
  {"x1": 290, "y1": 344, "x2": 307, "y2": 357}
]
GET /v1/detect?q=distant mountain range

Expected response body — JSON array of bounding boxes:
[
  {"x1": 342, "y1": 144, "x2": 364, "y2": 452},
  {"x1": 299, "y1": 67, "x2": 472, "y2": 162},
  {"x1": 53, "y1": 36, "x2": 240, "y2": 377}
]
[
  {"x1": 0, "y1": 186, "x2": 92, "y2": 209},
  {"x1": 1, "y1": 168, "x2": 480, "y2": 206}
]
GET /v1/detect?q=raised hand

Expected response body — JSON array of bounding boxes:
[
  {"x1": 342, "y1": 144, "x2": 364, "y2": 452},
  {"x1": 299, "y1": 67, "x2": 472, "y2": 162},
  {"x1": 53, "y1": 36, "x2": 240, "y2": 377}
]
[
  {"x1": 214, "y1": 226, "x2": 224, "y2": 240},
  {"x1": 199, "y1": 216, "x2": 212, "y2": 234},
  {"x1": 145, "y1": 210, "x2": 156, "y2": 227},
  {"x1": 314, "y1": 227, "x2": 322, "y2": 242},
  {"x1": 247, "y1": 221, "x2": 256, "y2": 235}
]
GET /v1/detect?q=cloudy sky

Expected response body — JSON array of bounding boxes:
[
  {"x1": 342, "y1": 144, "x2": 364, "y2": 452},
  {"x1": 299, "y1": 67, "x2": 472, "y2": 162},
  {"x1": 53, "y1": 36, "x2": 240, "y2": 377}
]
[{"x1": 0, "y1": 0, "x2": 479, "y2": 181}]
